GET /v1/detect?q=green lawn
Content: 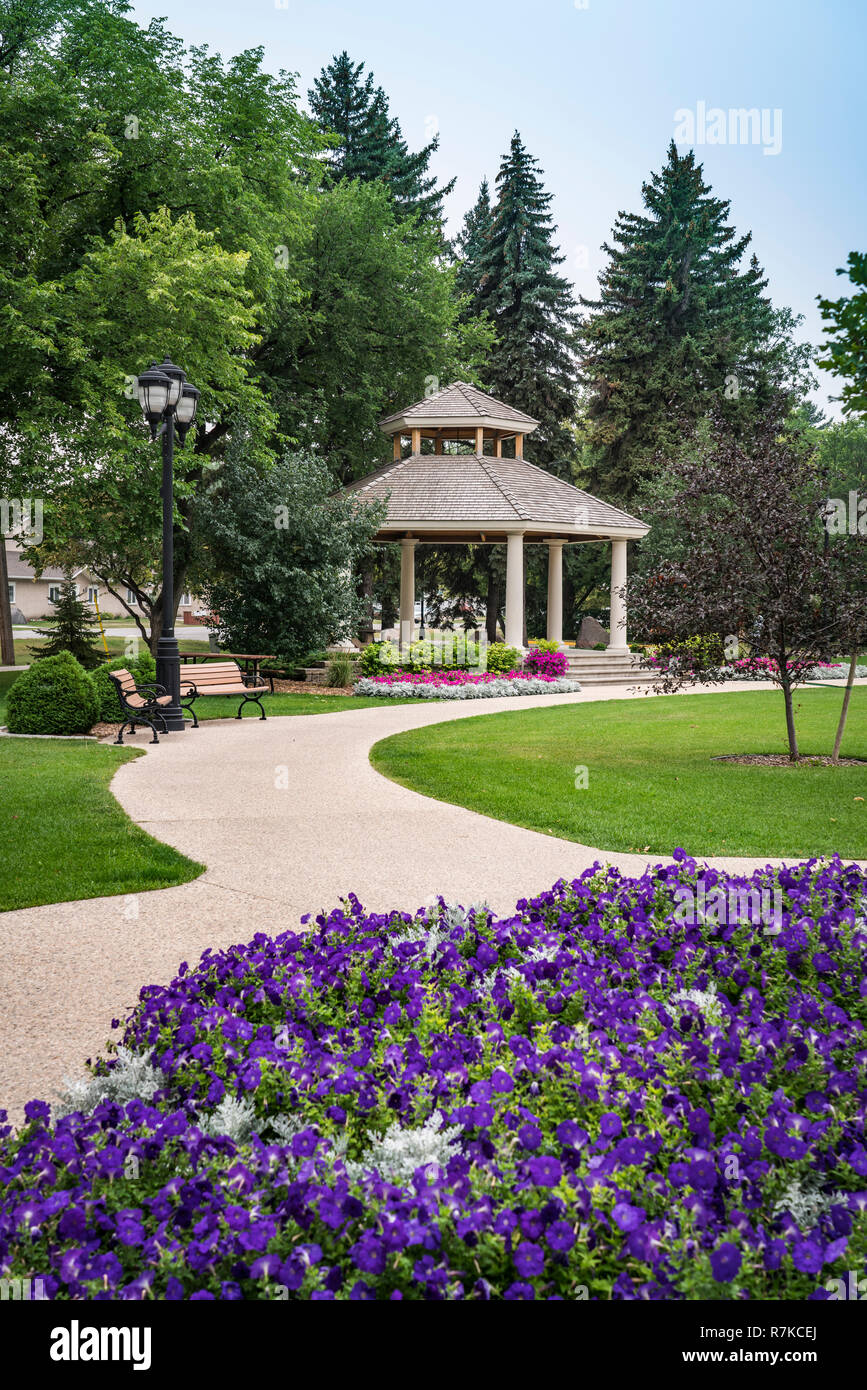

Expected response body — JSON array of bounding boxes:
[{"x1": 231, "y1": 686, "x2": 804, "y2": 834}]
[
  {"x1": 189, "y1": 691, "x2": 422, "y2": 720},
  {"x1": 371, "y1": 688, "x2": 867, "y2": 858},
  {"x1": 0, "y1": 739, "x2": 204, "y2": 911}
]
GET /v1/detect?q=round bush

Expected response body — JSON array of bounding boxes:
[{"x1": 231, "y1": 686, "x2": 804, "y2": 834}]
[
  {"x1": 3, "y1": 854, "x2": 865, "y2": 1300},
  {"x1": 91, "y1": 652, "x2": 157, "y2": 722},
  {"x1": 484, "y1": 642, "x2": 522, "y2": 674},
  {"x1": 5, "y1": 651, "x2": 99, "y2": 735}
]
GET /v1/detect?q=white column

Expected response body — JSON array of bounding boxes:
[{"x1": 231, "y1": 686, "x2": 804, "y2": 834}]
[
  {"x1": 399, "y1": 538, "x2": 416, "y2": 648},
  {"x1": 546, "y1": 541, "x2": 564, "y2": 646},
  {"x1": 504, "y1": 531, "x2": 525, "y2": 650},
  {"x1": 607, "y1": 538, "x2": 628, "y2": 652}
]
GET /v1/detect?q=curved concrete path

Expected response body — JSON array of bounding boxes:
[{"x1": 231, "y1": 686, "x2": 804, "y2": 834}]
[{"x1": 2, "y1": 679, "x2": 863, "y2": 1123}]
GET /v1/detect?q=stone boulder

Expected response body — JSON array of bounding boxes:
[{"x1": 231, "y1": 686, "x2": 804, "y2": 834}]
[
  {"x1": 10, "y1": 605, "x2": 26, "y2": 626},
  {"x1": 576, "y1": 616, "x2": 610, "y2": 649}
]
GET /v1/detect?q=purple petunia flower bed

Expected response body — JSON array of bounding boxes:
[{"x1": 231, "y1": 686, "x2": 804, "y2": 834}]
[{"x1": 2, "y1": 852, "x2": 866, "y2": 1301}]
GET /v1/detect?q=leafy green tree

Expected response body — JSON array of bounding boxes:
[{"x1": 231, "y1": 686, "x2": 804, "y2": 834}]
[
  {"x1": 626, "y1": 408, "x2": 866, "y2": 760},
  {"x1": 818, "y1": 251, "x2": 867, "y2": 417},
  {"x1": 578, "y1": 142, "x2": 814, "y2": 505},
  {"x1": 308, "y1": 51, "x2": 454, "y2": 227},
  {"x1": 273, "y1": 180, "x2": 492, "y2": 485},
  {"x1": 33, "y1": 578, "x2": 103, "y2": 669},
  {"x1": 194, "y1": 447, "x2": 384, "y2": 661},
  {"x1": 26, "y1": 207, "x2": 269, "y2": 651}
]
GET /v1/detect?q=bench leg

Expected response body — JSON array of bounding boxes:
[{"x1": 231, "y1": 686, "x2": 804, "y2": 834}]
[{"x1": 236, "y1": 695, "x2": 267, "y2": 720}]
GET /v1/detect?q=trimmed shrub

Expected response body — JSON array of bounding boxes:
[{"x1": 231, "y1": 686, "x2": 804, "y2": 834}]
[
  {"x1": 5, "y1": 651, "x2": 99, "y2": 735},
  {"x1": 91, "y1": 652, "x2": 157, "y2": 722},
  {"x1": 484, "y1": 642, "x2": 522, "y2": 674},
  {"x1": 359, "y1": 640, "x2": 400, "y2": 677}
]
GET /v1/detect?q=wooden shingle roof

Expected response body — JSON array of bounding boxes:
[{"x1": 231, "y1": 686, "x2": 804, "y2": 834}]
[
  {"x1": 343, "y1": 452, "x2": 648, "y2": 540},
  {"x1": 379, "y1": 382, "x2": 539, "y2": 433}
]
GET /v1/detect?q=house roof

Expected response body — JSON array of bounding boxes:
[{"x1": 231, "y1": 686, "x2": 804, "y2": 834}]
[
  {"x1": 379, "y1": 382, "x2": 539, "y2": 435},
  {"x1": 4, "y1": 540, "x2": 85, "y2": 582},
  {"x1": 342, "y1": 452, "x2": 648, "y2": 541}
]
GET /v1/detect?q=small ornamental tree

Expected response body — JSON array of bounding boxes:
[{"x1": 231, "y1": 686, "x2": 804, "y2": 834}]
[
  {"x1": 195, "y1": 448, "x2": 384, "y2": 663},
  {"x1": 626, "y1": 410, "x2": 866, "y2": 760},
  {"x1": 33, "y1": 578, "x2": 103, "y2": 670}
]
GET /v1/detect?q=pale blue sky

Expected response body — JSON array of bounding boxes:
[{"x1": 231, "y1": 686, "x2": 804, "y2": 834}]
[{"x1": 131, "y1": 0, "x2": 866, "y2": 415}]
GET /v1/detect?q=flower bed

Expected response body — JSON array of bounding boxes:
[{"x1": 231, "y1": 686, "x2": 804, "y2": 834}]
[
  {"x1": 354, "y1": 671, "x2": 581, "y2": 699},
  {"x1": 644, "y1": 654, "x2": 863, "y2": 682},
  {"x1": 1, "y1": 855, "x2": 865, "y2": 1300}
]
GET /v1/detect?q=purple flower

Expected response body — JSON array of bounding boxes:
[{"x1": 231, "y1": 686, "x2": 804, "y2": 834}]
[
  {"x1": 518, "y1": 1123, "x2": 542, "y2": 1151},
  {"x1": 791, "y1": 1240, "x2": 823, "y2": 1275},
  {"x1": 514, "y1": 1243, "x2": 545, "y2": 1278},
  {"x1": 710, "y1": 1243, "x2": 742, "y2": 1282},
  {"x1": 528, "y1": 1156, "x2": 562, "y2": 1188},
  {"x1": 612, "y1": 1203, "x2": 645, "y2": 1233}
]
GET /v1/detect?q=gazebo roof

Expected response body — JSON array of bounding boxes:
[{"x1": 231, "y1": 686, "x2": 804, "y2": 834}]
[
  {"x1": 343, "y1": 451, "x2": 648, "y2": 543},
  {"x1": 379, "y1": 381, "x2": 539, "y2": 436}
]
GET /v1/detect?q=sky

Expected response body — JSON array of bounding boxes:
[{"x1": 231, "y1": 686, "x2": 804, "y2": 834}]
[{"x1": 130, "y1": 0, "x2": 867, "y2": 417}]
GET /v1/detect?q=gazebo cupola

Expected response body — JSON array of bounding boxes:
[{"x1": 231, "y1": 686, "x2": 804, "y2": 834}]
[{"x1": 345, "y1": 381, "x2": 649, "y2": 651}]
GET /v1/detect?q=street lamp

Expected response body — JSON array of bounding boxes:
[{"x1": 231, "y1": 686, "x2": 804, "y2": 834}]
[{"x1": 135, "y1": 357, "x2": 200, "y2": 733}]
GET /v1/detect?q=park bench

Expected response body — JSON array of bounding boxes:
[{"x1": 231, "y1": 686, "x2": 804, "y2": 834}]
[
  {"x1": 179, "y1": 660, "x2": 269, "y2": 726},
  {"x1": 108, "y1": 668, "x2": 172, "y2": 745}
]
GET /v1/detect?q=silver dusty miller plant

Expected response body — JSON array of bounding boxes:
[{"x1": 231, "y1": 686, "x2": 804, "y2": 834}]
[
  {"x1": 55, "y1": 1046, "x2": 162, "y2": 1118},
  {"x1": 344, "y1": 1112, "x2": 463, "y2": 1185}
]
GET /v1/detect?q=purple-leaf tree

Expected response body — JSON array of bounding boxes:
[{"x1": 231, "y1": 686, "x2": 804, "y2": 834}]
[{"x1": 625, "y1": 409, "x2": 866, "y2": 760}]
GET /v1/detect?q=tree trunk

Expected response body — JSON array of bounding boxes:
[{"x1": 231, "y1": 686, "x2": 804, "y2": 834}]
[
  {"x1": 0, "y1": 540, "x2": 15, "y2": 667},
  {"x1": 831, "y1": 652, "x2": 858, "y2": 763},
  {"x1": 485, "y1": 571, "x2": 500, "y2": 644},
  {"x1": 780, "y1": 669, "x2": 800, "y2": 761}
]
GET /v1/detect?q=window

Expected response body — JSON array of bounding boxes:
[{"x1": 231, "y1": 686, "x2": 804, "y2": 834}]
[
  {"x1": 87, "y1": 586, "x2": 99, "y2": 604},
  {"x1": 180, "y1": 592, "x2": 192, "y2": 606},
  {"x1": 126, "y1": 588, "x2": 138, "y2": 606},
  {"x1": 48, "y1": 584, "x2": 62, "y2": 603},
  {"x1": 6, "y1": 582, "x2": 14, "y2": 603}
]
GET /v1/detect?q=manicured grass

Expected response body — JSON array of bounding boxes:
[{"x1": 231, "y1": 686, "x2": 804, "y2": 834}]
[
  {"x1": 13, "y1": 635, "x2": 128, "y2": 664},
  {"x1": 188, "y1": 691, "x2": 425, "y2": 720},
  {"x1": 371, "y1": 688, "x2": 867, "y2": 858},
  {"x1": 0, "y1": 739, "x2": 204, "y2": 911}
]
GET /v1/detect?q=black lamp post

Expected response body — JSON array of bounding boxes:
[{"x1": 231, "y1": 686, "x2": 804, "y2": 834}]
[{"x1": 135, "y1": 358, "x2": 201, "y2": 732}]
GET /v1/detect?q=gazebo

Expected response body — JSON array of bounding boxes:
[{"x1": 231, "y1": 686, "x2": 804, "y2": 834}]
[{"x1": 344, "y1": 382, "x2": 649, "y2": 651}]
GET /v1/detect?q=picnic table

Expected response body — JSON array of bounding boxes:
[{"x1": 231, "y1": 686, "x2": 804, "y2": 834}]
[{"x1": 178, "y1": 651, "x2": 276, "y2": 685}]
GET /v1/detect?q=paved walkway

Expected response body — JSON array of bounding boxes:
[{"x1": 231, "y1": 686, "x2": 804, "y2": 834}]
[{"x1": 2, "y1": 679, "x2": 863, "y2": 1123}]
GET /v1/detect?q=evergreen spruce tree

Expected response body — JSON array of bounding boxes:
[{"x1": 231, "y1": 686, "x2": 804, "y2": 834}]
[
  {"x1": 474, "y1": 132, "x2": 580, "y2": 474},
  {"x1": 34, "y1": 578, "x2": 103, "y2": 669},
  {"x1": 308, "y1": 52, "x2": 455, "y2": 226},
  {"x1": 454, "y1": 178, "x2": 492, "y2": 313},
  {"x1": 578, "y1": 141, "x2": 812, "y2": 505}
]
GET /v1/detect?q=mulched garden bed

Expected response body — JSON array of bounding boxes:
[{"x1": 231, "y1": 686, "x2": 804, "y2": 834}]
[{"x1": 714, "y1": 754, "x2": 867, "y2": 768}]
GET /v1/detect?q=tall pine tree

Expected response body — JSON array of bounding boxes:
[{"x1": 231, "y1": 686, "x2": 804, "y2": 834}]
[
  {"x1": 308, "y1": 52, "x2": 454, "y2": 227},
  {"x1": 454, "y1": 177, "x2": 492, "y2": 313},
  {"x1": 474, "y1": 132, "x2": 580, "y2": 474},
  {"x1": 578, "y1": 141, "x2": 812, "y2": 504}
]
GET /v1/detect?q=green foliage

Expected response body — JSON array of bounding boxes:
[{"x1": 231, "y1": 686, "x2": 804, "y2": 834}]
[
  {"x1": 817, "y1": 251, "x2": 867, "y2": 417},
  {"x1": 91, "y1": 651, "x2": 158, "y2": 722},
  {"x1": 527, "y1": 639, "x2": 561, "y2": 654},
  {"x1": 578, "y1": 142, "x2": 815, "y2": 505},
  {"x1": 33, "y1": 580, "x2": 103, "y2": 670},
  {"x1": 5, "y1": 651, "x2": 99, "y2": 735},
  {"x1": 359, "y1": 641, "x2": 398, "y2": 677},
  {"x1": 484, "y1": 642, "x2": 522, "y2": 673},
  {"x1": 196, "y1": 447, "x2": 383, "y2": 663},
  {"x1": 308, "y1": 51, "x2": 454, "y2": 227},
  {"x1": 467, "y1": 133, "x2": 580, "y2": 476}
]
